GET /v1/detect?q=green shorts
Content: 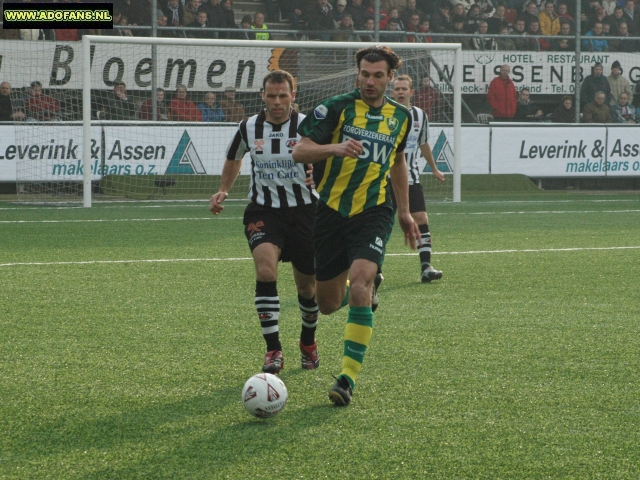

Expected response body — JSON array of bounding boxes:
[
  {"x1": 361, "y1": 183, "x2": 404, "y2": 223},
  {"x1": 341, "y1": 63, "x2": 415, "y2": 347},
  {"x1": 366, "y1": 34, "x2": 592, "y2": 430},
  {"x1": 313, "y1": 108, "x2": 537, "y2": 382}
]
[{"x1": 314, "y1": 202, "x2": 394, "y2": 281}]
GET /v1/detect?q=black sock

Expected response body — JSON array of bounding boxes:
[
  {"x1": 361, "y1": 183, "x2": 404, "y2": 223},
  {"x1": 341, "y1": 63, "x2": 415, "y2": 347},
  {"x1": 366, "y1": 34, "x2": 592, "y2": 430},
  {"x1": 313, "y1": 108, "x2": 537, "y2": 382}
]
[
  {"x1": 418, "y1": 223, "x2": 432, "y2": 270},
  {"x1": 299, "y1": 294, "x2": 319, "y2": 346},
  {"x1": 255, "y1": 281, "x2": 281, "y2": 352}
]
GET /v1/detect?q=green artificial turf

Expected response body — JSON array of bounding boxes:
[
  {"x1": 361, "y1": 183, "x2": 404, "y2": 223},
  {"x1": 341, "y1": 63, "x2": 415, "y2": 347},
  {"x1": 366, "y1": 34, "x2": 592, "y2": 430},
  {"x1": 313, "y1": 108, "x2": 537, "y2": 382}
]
[{"x1": 1, "y1": 191, "x2": 639, "y2": 479}]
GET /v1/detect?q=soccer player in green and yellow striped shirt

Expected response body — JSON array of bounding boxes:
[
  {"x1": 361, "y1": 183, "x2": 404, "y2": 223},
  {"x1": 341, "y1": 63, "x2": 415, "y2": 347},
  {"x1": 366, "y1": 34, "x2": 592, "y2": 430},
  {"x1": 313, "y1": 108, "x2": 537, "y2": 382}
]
[{"x1": 293, "y1": 46, "x2": 421, "y2": 406}]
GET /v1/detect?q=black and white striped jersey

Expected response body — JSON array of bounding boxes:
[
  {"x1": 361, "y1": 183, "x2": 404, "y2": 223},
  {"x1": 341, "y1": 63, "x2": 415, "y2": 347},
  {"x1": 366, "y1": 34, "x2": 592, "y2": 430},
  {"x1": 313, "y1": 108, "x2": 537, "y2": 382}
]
[
  {"x1": 404, "y1": 106, "x2": 429, "y2": 186},
  {"x1": 226, "y1": 109, "x2": 317, "y2": 208}
]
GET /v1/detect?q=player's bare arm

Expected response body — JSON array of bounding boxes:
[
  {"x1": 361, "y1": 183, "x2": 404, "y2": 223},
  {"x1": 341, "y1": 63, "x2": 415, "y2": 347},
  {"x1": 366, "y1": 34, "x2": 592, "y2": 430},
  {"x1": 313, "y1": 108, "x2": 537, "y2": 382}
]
[
  {"x1": 389, "y1": 151, "x2": 421, "y2": 249},
  {"x1": 292, "y1": 136, "x2": 363, "y2": 164},
  {"x1": 209, "y1": 158, "x2": 242, "y2": 215},
  {"x1": 419, "y1": 142, "x2": 445, "y2": 184}
]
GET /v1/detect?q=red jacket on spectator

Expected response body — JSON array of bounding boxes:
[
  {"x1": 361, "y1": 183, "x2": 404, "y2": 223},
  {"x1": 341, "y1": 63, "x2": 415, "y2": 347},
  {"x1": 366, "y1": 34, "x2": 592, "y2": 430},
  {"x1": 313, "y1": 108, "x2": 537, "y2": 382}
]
[
  {"x1": 413, "y1": 85, "x2": 440, "y2": 120},
  {"x1": 54, "y1": 29, "x2": 79, "y2": 41},
  {"x1": 169, "y1": 97, "x2": 202, "y2": 122},
  {"x1": 487, "y1": 74, "x2": 517, "y2": 119},
  {"x1": 25, "y1": 92, "x2": 59, "y2": 121}
]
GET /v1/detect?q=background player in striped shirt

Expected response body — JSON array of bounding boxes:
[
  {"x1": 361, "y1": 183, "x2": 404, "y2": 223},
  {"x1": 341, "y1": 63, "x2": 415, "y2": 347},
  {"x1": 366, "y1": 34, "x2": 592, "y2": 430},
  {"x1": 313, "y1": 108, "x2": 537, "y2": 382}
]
[
  {"x1": 391, "y1": 74, "x2": 446, "y2": 283},
  {"x1": 293, "y1": 46, "x2": 421, "y2": 406},
  {"x1": 209, "y1": 70, "x2": 319, "y2": 375}
]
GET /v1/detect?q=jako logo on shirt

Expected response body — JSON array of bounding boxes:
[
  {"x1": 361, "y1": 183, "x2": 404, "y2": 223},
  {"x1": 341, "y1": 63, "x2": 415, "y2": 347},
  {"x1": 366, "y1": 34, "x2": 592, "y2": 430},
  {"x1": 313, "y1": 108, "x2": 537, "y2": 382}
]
[
  {"x1": 314, "y1": 104, "x2": 328, "y2": 120},
  {"x1": 268, "y1": 132, "x2": 284, "y2": 138}
]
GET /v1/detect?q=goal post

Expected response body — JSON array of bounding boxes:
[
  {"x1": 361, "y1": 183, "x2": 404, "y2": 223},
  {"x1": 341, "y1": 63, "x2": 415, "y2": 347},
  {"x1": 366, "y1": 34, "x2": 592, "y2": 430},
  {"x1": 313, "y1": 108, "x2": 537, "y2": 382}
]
[{"x1": 76, "y1": 37, "x2": 462, "y2": 206}]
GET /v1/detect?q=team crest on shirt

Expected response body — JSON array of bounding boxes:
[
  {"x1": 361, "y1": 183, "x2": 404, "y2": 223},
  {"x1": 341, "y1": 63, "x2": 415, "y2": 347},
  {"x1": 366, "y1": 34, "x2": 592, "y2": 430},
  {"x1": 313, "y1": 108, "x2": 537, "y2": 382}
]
[
  {"x1": 254, "y1": 139, "x2": 265, "y2": 152},
  {"x1": 386, "y1": 117, "x2": 398, "y2": 131},
  {"x1": 314, "y1": 104, "x2": 328, "y2": 120},
  {"x1": 413, "y1": 122, "x2": 420, "y2": 129},
  {"x1": 286, "y1": 139, "x2": 298, "y2": 148}
]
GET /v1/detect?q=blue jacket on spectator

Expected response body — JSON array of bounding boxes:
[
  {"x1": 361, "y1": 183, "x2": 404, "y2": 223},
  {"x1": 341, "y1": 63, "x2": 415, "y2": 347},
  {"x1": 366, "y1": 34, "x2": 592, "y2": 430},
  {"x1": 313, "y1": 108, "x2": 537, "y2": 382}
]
[
  {"x1": 197, "y1": 103, "x2": 225, "y2": 122},
  {"x1": 582, "y1": 30, "x2": 609, "y2": 51}
]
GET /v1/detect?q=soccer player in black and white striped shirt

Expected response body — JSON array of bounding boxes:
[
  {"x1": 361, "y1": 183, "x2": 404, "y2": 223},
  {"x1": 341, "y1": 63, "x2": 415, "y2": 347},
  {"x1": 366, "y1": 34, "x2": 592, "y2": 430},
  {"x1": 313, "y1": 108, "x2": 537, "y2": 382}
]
[
  {"x1": 391, "y1": 74, "x2": 446, "y2": 283},
  {"x1": 210, "y1": 70, "x2": 319, "y2": 374}
]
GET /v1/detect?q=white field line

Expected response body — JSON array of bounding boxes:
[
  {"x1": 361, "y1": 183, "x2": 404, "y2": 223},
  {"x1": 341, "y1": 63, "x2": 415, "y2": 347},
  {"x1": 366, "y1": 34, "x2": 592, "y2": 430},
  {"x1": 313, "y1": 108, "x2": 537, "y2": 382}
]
[
  {"x1": 1, "y1": 246, "x2": 639, "y2": 268},
  {"x1": 2, "y1": 209, "x2": 640, "y2": 224}
]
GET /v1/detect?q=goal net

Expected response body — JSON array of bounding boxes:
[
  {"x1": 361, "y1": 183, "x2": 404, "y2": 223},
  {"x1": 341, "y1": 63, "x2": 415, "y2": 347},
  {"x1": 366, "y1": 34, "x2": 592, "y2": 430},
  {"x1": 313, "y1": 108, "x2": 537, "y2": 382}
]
[{"x1": 14, "y1": 38, "x2": 461, "y2": 206}]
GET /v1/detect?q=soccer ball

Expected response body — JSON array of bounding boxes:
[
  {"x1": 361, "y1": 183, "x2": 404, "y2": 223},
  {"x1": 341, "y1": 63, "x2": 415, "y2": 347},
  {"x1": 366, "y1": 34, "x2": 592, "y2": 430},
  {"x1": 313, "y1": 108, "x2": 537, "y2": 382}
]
[{"x1": 242, "y1": 373, "x2": 288, "y2": 418}]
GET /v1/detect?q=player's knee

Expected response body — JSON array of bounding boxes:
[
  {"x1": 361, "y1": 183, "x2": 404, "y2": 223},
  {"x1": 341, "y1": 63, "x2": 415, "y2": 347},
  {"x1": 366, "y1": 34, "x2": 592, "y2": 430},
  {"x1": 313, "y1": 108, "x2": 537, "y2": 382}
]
[
  {"x1": 316, "y1": 295, "x2": 340, "y2": 315},
  {"x1": 255, "y1": 264, "x2": 277, "y2": 282}
]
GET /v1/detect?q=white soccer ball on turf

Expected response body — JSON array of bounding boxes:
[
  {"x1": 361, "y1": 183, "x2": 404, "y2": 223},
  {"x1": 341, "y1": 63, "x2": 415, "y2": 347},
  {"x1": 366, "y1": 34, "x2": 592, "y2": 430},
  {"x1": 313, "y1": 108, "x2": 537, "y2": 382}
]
[{"x1": 242, "y1": 373, "x2": 288, "y2": 418}]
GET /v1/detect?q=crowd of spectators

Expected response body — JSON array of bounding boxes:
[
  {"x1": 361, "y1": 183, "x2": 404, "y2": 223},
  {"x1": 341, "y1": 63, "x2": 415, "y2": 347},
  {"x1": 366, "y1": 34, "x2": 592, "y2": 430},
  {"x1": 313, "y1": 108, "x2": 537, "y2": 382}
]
[{"x1": 1, "y1": 0, "x2": 639, "y2": 124}]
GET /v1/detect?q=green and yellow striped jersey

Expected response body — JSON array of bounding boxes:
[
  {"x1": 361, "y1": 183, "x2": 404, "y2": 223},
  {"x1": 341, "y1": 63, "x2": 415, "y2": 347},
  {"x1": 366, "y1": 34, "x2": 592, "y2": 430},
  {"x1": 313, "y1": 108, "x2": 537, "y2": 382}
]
[{"x1": 298, "y1": 89, "x2": 411, "y2": 218}]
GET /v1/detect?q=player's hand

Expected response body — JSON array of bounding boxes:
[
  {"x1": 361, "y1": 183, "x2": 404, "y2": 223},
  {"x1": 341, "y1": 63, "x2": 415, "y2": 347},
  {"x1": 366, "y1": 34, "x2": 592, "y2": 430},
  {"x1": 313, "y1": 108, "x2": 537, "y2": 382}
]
[
  {"x1": 305, "y1": 164, "x2": 316, "y2": 189},
  {"x1": 434, "y1": 169, "x2": 445, "y2": 184},
  {"x1": 398, "y1": 212, "x2": 421, "y2": 250},
  {"x1": 335, "y1": 139, "x2": 363, "y2": 159},
  {"x1": 210, "y1": 192, "x2": 228, "y2": 215}
]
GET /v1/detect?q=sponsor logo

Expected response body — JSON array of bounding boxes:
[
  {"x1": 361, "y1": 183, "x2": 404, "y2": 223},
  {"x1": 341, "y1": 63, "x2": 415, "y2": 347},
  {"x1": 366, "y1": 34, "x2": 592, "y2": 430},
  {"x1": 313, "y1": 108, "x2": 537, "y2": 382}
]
[
  {"x1": 254, "y1": 139, "x2": 265, "y2": 152},
  {"x1": 258, "y1": 312, "x2": 273, "y2": 320},
  {"x1": 247, "y1": 221, "x2": 264, "y2": 235},
  {"x1": 413, "y1": 122, "x2": 420, "y2": 129},
  {"x1": 267, "y1": 384, "x2": 280, "y2": 401},
  {"x1": 365, "y1": 112, "x2": 384, "y2": 121},
  {"x1": 314, "y1": 104, "x2": 328, "y2": 120},
  {"x1": 243, "y1": 386, "x2": 257, "y2": 401},
  {"x1": 375, "y1": 237, "x2": 383, "y2": 247},
  {"x1": 286, "y1": 139, "x2": 298, "y2": 149},
  {"x1": 165, "y1": 130, "x2": 206, "y2": 174},
  {"x1": 268, "y1": 132, "x2": 284, "y2": 138},
  {"x1": 386, "y1": 117, "x2": 398, "y2": 132},
  {"x1": 369, "y1": 243, "x2": 383, "y2": 254},
  {"x1": 425, "y1": 130, "x2": 453, "y2": 174}
]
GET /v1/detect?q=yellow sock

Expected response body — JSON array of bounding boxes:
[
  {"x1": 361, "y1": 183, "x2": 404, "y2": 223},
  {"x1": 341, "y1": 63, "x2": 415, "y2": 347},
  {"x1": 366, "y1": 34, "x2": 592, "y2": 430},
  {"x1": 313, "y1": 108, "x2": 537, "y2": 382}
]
[{"x1": 340, "y1": 306, "x2": 373, "y2": 389}]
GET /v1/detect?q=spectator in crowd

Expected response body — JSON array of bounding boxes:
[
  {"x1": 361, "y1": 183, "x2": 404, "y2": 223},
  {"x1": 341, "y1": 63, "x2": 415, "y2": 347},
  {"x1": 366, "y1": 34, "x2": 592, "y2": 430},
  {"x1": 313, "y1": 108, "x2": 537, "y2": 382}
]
[
  {"x1": 182, "y1": 0, "x2": 201, "y2": 27},
  {"x1": 590, "y1": 7, "x2": 608, "y2": 31},
  {"x1": 333, "y1": 0, "x2": 349, "y2": 26},
  {"x1": 449, "y1": 0, "x2": 475, "y2": 11},
  {"x1": 366, "y1": 0, "x2": 390, "y2": 28},
  {"x1": 163, "y1": 0, "x2": 185, "y2": 35},
  {"x1": 239, "y1": 14, "x2": 253, "y2": 39},
  {"x1": 102, "y1": 81, "x2": 136, "y2": 120},
  {"x1": 359, "y1": 18, "x2": 376, "y2": 40},
  {"x1": 401, "y1": 0, "x2": 425, "y2": 25},
  {"x1": 155, "y1": 10, "x2": 175, "y2": 37},
  {"x1": 471, "y1": 20, "x2": 498, "y2": 49},
  {"x1": 609, "y1": 22, "x2": 639, "y2": 51},
  {"x1": 430, "y1": 2, "x2": 452, "y2": 33},
  {"x1": 465, "y1": 4, "x2": 483, "y2": 32},
  {"x1": 406, "y1": 12, "x2": 422, "y2": 39},
  {"x1": 552, "y1": 21, "x2": 575, "y2": 50},
  {"x1": 451, "y1": 3, "x2": 466, "y2": 19},
  {"x1": 170, "y1": 84, "x2": 202, "y2": 122},
  {"x1": 556, "y1": 2, "x2": 575, "y2": 30},
  {"x1": 512, "y1": 17, "x2": 529, "y2": 50},
  {"x1": 450, "y1": 15, "x2": 472, "y2": 48},
  {"x1": 538, "y1": 0, "x2": 560, "y2": 34},
  {"x1": 522, "y1": 1, "x2": 539, "y2": 27},
  {"x1": 496, "y1": 25, "x2": 517, "y2": 48},
  {"x1": 475, "y1": 0, "x2": 496, "y2": 18},
  {"x1": 19, "y1": 29, "x2": 47, "y2": 41},
  {"x1": 187, "y1": 11, "x2": 215, "y2": 38},
  {"x1": 607, "y1": 6, "x2": 626, "y2": 33},
  {"x1": 114, "y1": 0, "x2": 143, "y2": 25},
  {"x1": 487, "y1": 64, "x2": 518, "y2": 121},
  {"x1": 413, "y1": 73, "x2": 441, "y2": 120},
  {"x1": 607, "y1": 60, "x2": 633, "y2": 106},
  {"x1": 611, "y1": 92, "x2": 636, "y2": 123},
  {"x1": 380, "y1": 17, "x2": 406, "y2": 41},
  {"x1": 140, "y1": 88, "x2": 171, "y2": 121},
  {"x1": 514, "y1": 87, "x2": 544, "y2": 121},
  {"x1": 251, "y1": 11, "x2": 271, "y2": 40},
  {"x1": 621, "y1": 0, "x2": 638, "y2": 34},
  {"x1": 347, "y1": 0, "x2": 374, "y2": 29},
  {"x1": 525, "y1": 19, "x2": 547, "y2": 50},
  {"x1": 551, "y1": 95, "x2": 576, "y2": 123},
  {"x1": 25, "y1": 81, "x2": 59, "y2": 121},
  {"x1": 387, "y1": 8, "x2": 406, "y2": 29},
  {"x1": 198, "y1": 92, "x2": 226, "y2": 121},
  {"x1": 219, "y1": 86, "x2": 247, "y2": 122},
  {"x1": 333, "y1": 12, "x2": 357, "y2": 40},
  {"x1": 581, "y1": 62, "x2": 612, "y2": 105},
  {"x1": 278, "y1": 0, "x2": 308, "y2": 30},
  {"x1": 308, "y1": 0, "x2": 334, "y2": 40},
  {"x1": 217, "y1": 0, "x2": 238, "y2": 38},
  {"x1": 117, "y1": 14, "x2": 135, "y2": 36},
  {"x1": 488, "y1": 4, "x2": 508, "y2": 33},
  {"x1": 0, "y1": 82, "x2": 26, "y2": 122},
  {"x1": 54, "y1": 28, "x2": 80, "y2": 41},
  {"x1": 601, "y1": 19, "x2": 613, "y2": 35},
  {"x1": 198, "y1": 0, "x2": 223, "y2": 30},
  {"x1": 582, "y1": 91, "x2": 612, "y2": 123}
]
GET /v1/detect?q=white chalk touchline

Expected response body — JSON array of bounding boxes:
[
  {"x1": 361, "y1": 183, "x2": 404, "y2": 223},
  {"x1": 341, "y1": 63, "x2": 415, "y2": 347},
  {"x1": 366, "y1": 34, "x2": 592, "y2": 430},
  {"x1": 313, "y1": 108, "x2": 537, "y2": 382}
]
[
  {"x1": 2, "y1": 209, "x2": 640, "y2": 224},
  {"x1": 1, "y1": 246, "x2": 638, "y2": 268}
]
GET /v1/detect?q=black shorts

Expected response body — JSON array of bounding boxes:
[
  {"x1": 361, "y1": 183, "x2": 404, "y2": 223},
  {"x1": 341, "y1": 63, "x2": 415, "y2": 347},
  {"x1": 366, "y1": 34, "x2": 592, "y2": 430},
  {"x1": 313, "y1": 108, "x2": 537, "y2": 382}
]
[
  {"x1": 243, "y1": 202, "x2": 316, "y2": 275},
  {"x1": 389, "y1": 182, "x2": 427, "y2": 214},
  {"x1": 314, "y1": 202, "x2": 394, "y2": 281}
]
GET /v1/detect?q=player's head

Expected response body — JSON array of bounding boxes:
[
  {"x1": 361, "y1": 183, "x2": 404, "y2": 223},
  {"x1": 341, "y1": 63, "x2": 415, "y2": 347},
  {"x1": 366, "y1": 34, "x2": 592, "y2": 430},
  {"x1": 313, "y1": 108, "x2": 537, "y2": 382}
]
[
  {"x1": 391, "y1": 74, "x2": 413, "y2": 107},
  {"x1": 355, "y1": 46, "x2": 402, "y2": 106},
  {"x1": 0, "y1": 82, "x2": 11, "y2": 96},
  {"x1": 114, "y1": 81, "x2": 126, "y2": 95},
  {"x1": 261, "y1": 70, "x2": 296, "y2": 123},
  {"x1": 156, "y1": 87, "x2": 165, "y2": 101}
]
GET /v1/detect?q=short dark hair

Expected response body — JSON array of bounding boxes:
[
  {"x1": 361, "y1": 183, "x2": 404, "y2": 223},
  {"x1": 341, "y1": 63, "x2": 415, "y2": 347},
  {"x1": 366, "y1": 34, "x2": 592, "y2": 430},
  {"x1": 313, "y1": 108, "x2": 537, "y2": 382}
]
[
  {"x1": 355, "y1": 45, "x2": 402, "y2": 73},
  {"x1": 263, "y1": 69, "x2": 295, "y2": 92},
  {"x1": 114, "y1": 81, "x2": 126, "y2": 88}
]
